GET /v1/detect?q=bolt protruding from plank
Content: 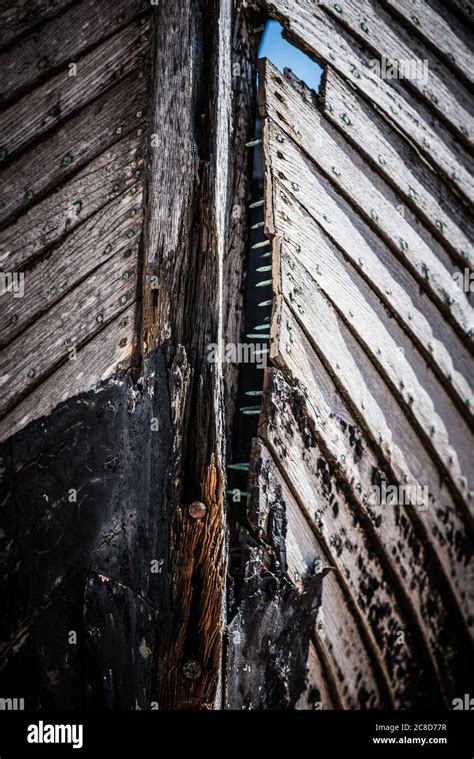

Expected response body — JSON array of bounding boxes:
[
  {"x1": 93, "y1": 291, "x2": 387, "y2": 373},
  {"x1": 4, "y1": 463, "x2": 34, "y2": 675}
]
[
  {"x1": 188, "y1": 501, "x2": 206, "y2": 520},
  {"x1": 182, "y1": 660, "x2": 202, "y2": 680}
]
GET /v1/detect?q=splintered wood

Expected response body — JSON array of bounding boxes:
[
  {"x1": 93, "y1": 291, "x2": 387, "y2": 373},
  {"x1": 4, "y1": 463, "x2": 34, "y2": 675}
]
[{"x1": 252, "y1": 0, "x2": 473, "y2": 708}]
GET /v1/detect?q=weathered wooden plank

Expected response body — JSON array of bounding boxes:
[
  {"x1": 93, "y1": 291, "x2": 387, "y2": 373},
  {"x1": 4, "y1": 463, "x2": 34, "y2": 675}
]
[
  {"x1": 295, "y1": 640, "x2": 339, "y2": 710},
  {"x1": 250, "y1": 438, "x2": 387, "y2": 707},
  {"x1": 0, "y1": 72, "x2": 147, "y2": 227},
  {"x1": 0, "y1": 340, "x2": 173, "y2": 711},
  {"x1": 139, "y1": 2, "x2": 200, "y2": 353},
  {"x1": 268, "y1": 282, "x2": 473, "y2": 656},
  {"x1": 0, "y1": 305, "x2": 136, "y2": 442},
  {"x1": 263, "y1": 119, "x2": 474, "y2": 424},
  {"x1": 260, "y1": 368, "x2": 468, "y2": 702},
  {"x1": 226, "y1": 436, "x2": 324, "y2": 710},
  {"x1": 261, "y1": 0, "x2": 474, "y2": 203},
  {"x1": 271, "y1": 180, "x2": 473, "y2": 495},
  {"x1": 314, "y1": 574, "x2": 385, "y2": 708},
  {"x1": 1, "y1": 188, "x2": 143, "y2": 345},
  {"x1": 271, "y1": 272, "x2": 473, "y2": 623},
  {"x1": 380, "y1": 0, "x2": 474, "y2": 86},
  {"x1": 320, "y1": 0, "x2": 473, "y2": 145},
  {"x1": 321, "y1": 66, "x2": 474, "y2": 267},
  {"x1": 258, "y1": 381, "x2": 443, "y2": 705},
  {"x1": 450, "y1": 0, "x2": 474, "y2": 26},
  {"x1": 260, "y1": 61, "x2": 473, "y2": 335},
  {"x1": 0, "y1": 0, "x2": 76, "y2": 51},
  {"x1": 0, "y1": 17, "x2": 150, "y2": 162},
  {"x1": 0, "y1": 134, "x2": 144, "y2": 272},
  {"x1": 0, "y1": 0, "x2": 148, "y2": 106},
  {"x1": 226, "y1": 533, "x2": 326, "y2": 711},
  {"x1": 83, "y1": 571, "x2": 159, "y2": 710},
  {"x1": 0, "y1": 0, "x2": 234, "y2": 713},
  {"x1": 139, "y1": 0, "x2": 230, "y2": 710},
  {"x1": 0, "y1": 251, "x2": 138, "y2": 416}
]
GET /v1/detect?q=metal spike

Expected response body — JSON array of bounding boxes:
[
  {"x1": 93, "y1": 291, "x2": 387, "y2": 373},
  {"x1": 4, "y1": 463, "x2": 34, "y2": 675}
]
[
  {"x1": 240, "y1": 406, "x2": 261, "y2": 415},
  {"x1": 245, "y1": 390, "x2": 264, "y2": 396},
  {"x1": 246, "y1": 333, "x2": 270, "y2": 339},
  {"x1": 256, "y1": 265, "x2": 272, "y2": 272},
  {"x1": 227, "y1": 463, "x2": 250, "y2": 471},
  {"x1": 256, "y1": 279, "x2": 272, "y2": 287},
  {"x1": 251, "y1": 221, "x2": 265, "y2": 230},
  {"x1": 245, "y1": 139, "x2": 262, "y2": 148},
  {"x1": 251, "y1": 324, "x2": 270, "y2": 331},
  {"x1": 251, "y1": 240, "x2": 271, "y2": 249},
  {"x1": 249, "y1": 199, "x2": 264, "y2": 209},
  {"x1": 258, "y1": 300, "x2": 272, "y2": 307}
]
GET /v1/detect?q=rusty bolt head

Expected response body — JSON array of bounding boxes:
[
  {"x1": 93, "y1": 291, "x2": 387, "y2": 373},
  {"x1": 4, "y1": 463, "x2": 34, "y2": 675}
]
[
  {"x1": 182, "y1": 660, "x2": 202, "y2": 680},
  {"x1": 189, "y1": 501, "x2": 206, "y2": 520}
]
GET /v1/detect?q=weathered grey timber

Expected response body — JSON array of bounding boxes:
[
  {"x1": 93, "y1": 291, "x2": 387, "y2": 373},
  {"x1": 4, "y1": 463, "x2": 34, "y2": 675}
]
[
  {"x1": 0, "y1": 0, "x2": 472, "y2": 712},
  {"x1": 262, "y1": 0, "x2": 474, "y2": 204},
  {"x1": 0, "y1": 0, "x2": 234, "y2": 711},
  {"x1": 234, "y1": 0, "x2": 473, "y2": 709}
]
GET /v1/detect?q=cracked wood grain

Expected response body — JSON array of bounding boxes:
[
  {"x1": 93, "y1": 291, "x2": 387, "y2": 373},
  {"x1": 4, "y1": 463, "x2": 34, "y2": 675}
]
[
  {"x1": 0, "y1": 0, "x2": 77, "y2": 51},
  {"x1": 260, "y1": 59, "x2": 474, "y2": 329},
  {"x1": 1, "y1": 188, "x2": 143, "y2": 346},
  {"x1": 0, "y1": 0, "x2": 148, "y2": 107},
  {"x1": 0, "y1": 134, "x2": 144, "y2": 273},
  {"x1": 320, "y1": 0, "x2": 473, "y2": 147},
  {"x1": 379, "y1": 0, "x2": 474, "y2": 87},
  {"x1": 0, "y1": 304, "x2": 136, "y2": 443},
  {"x1": 261, "y1": 110, "x2": 473, "y2": 422},
  {"x1": 259, "y1": 20, "x2": 474, "y2": 705},
  {"x1": 0, "y1": 249, "x2": 139, "y2": 417},
  {"x1": 0, "y1": 16, "x2": 151, "y2": 162},
  {"x1": 321, "y1": 66, "x2": 474, "y2": 268},
  {"x1": 0, "y1": 72, "x2": 148, "y2": 227},
  {"x1": 227, "y1": 435, "x2": 385, "y2": 709},
  {"x1": 260, "y1": 0, "x2": 474, "y2": 204}
]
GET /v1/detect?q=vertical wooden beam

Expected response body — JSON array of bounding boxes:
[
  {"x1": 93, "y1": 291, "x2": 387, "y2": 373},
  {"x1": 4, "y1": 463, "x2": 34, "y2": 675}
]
[{"x1": 141, "y1": 0, "x2": 238, "y2": 709}]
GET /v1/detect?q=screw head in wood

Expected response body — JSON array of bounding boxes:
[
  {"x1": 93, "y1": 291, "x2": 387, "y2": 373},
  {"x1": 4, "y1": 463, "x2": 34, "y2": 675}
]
[
  {"x1": 182, "y1": 660, "x2": 202, "y2": 680},
  {"x1": 189, "y1": 501, "x2": 206, "y2": 520}
]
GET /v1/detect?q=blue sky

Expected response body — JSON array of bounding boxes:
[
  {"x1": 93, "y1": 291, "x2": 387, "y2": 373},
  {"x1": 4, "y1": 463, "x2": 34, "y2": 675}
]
[{"x1": 259, "y1": 20, "x2": 323, "y2": 92}]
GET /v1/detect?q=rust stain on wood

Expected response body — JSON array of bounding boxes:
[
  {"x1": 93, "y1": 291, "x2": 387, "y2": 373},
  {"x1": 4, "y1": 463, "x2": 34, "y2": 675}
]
[{"x1": 160, "y1": 456, "x2": 226, "y2": 710}]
